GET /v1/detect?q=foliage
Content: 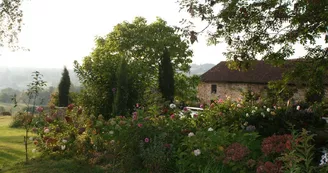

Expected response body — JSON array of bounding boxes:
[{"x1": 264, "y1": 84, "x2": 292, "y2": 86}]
[
  {"x1": 74, "y1": 17, "x2": 192, "y2": 119},
  {"x1": 178, "y1": 0, "x2": 328, "y2": 99},
  {"x1": 178, "y1": 0, "x2": 328, "y2": 66},
  {"x1": 174, "y1": 73, "x2": 200, "y2": 104},
  {"x1": 279, "y1": 129, "x2": 316, "y2": 173},
  {"x1": 16, "y1": 71, "x2": 47, "y2": 162},
  {"x1": 159, "y1": 48, "x2": 175, "y2": 103},
  {"x1": 58, "y1": 67, "x2": 71, "y2": 107},
  {"x1": 0, "y1": 0, "x2": 24, "y2": 48},
  {"x1": 265, "y1": 80, "x2": 296, "y2": 106},
  {"x1": 112, "y1": 58, "x2": 129, "y2": 116}
]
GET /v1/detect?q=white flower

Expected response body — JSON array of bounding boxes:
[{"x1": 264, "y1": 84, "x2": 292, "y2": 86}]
[
  {"x1": 320, "y1": 150, "x2": 328, "y2": 166},
  {"x1": 29, "y1": 137, "x2": 34, "y2": 141},
  {"x1": 32, "y1": 149, "x2": 36, "y2": 153},
  {"x1": 261, "y1": 112, "x2": 265, "y2": 118},
  {"x1": 109, "y1": 131, "x2": 114, "y2": 135},
  {"x1": 188, "y1": 132, "x2": 195, "y2": 137},
  {"x1": 237, "y1": 104, "x2": 241, "y2": 108},
  {"x1": 44, "y1": 128, "x2": 50, "y2": 133},
  {"x1": 296, "y1": 105, "x2": 301, "y2": 111},
  {"x1": 243, "y1": 122, "x2": 248, "y2": 126},
  {"x1": 193, "y1": 149, "x2": 201, "y2": 156},
  {"x1": 208, "y1": 127, "x2": 214, "y2": 132},
  {"x1": 169, "y1": 104, "x2": 176, "y2": 109},
  {"x1": 246, "y1": 113, "x2": 249, "y2": 117},
  {"x1": 61, "y1": 145, "x2": 66, "y2": 150},
  {"x1": 251, "y1": 110, "x2": 256, "y2": 114},
  {"x1": 110, "y1": 140, "x2": 115, "y2": 144},
  {"x1": 62, "y1": 139, "x2": 67, "y2": 143},
  {"x1": 255, "y1": 107, "x2": 258, "y2": 110},
  {"x1": 263, "y1": 106, "x2": 266, "y2": 109},
  {"x1": 267, "y1": 108, "x2": 271, "y2": 112}
]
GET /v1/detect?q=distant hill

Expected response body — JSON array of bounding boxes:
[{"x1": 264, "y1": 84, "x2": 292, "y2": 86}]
[
  {"x1": 0, "y1": 63, "x2": 215, "y2": 90},
  {"x1": 188, "y1": 63, "x2": 215, "y2": 76},
  {"x1": 0, "y1": 67, "x2": 80, "y2": 90}
]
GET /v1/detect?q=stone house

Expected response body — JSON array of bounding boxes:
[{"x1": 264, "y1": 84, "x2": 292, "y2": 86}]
[{"x1": 197, "y1": 60, "x2": 327, "y2": 103}]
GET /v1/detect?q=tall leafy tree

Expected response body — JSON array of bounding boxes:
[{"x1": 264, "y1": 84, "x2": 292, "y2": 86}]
[
  {"x1": 58, "y1": 67, "x2": 71, "y2": 107},
  {"x1": 74, "y1": 17, "x2": 192, "y2": 118},
  {"x1": 159, "y1": 48, "x2": 175, "y2": 103},
  {"x1": 179, "y1": 0, "x2": 328, "y2": 100},
  {"x1": 178, "y1": 0, "x2": 328, "y2": 68},
  {"x1": 112, "y1": 58, "x2": 129, "y2": 116}
]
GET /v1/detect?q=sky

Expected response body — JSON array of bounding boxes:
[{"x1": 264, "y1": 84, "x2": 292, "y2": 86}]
[
  {"x1": 0, "y1": 0, "x2": 227, "y2": 69},
  {"x1": 0, "y1": 0, "x2": 326, "y2": 69}
]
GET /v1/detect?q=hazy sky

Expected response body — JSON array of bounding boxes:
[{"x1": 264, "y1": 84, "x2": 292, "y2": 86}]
[
  {"x1": 0, "y1": 0, "x2": 227, "y2": 69},
  {"x1": 0, "y1": 0, "x2": 326, "y2": 69}
]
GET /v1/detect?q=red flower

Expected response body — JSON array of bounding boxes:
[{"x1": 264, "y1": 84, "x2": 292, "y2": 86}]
[
  {"x1": 170, "y1": 114, "x2": 175, "y2": 119},
  {"x1": 36, "y1": 106, "x2": 44, "y2": 113},
  {"x1": 261, "y1": 134, "x2": 293, "y2": 156},
  {"x1": 137, "y1": 123, "x2": 143, "y2": 128},
  {"x1": 224, "y1": 143, "x2": 250, "y2": 164},
  {"x1": 67, "y1": 104, "x2": 74, "y2": 111}
]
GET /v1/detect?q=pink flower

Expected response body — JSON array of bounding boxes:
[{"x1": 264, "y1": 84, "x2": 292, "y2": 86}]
[
  {"x1": 144, "y1": 138, "x2": 150, "y2": 143},
  {"x1": 193, "y1": 114, "x2": 198, "y2": 118},
  {"x1": 183, "y1": 107, "x2": 188, "y2": 112},
  {"x1": 136, "y1": 103, "x2": 140, "y2": 108},
  {"x1": 132, "y1": 112, "x2": 138, "y2": 120},
  {"x1": 164, "y1": 143, "x2": 171, "y2": 149},
  {"x1": 200, "y1": 104, "x2": 204, "y2": 108},
  {"x1": 170, "y1": 114, "x2": 175, "y2": 119},
  {"x1": 137, "y1": 123, "x2": 143, "y2": 128},
  {"x1": 218, "y1": 98, "x2": 224, "y2": 103},
  {"x1": 36, "y1": 106, "x2": 44, "y2": 113}
]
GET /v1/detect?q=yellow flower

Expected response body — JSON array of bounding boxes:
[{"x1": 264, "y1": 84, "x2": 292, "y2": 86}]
[
  {"x1": 271, "y1": 111, "x2": 276, "y2": 116},
  {"x1": 218, "y1": 146, "x2": 224, "y2": 151}
]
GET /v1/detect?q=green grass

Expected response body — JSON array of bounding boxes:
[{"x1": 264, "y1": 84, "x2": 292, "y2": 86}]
[
  {"x1": 2, "y1": 158, "x2": 105, "y2": 173},
  {"x1": 0, "y1": 116, "x2": 36, "y2": 170}
]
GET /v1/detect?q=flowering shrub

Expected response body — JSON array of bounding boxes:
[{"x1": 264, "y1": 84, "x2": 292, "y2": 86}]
[
  {"x1": 261, "y1": 134, "x2": 293, "y2": 156},
  {"x1": 21, "y1": 98, "x2": 328, "y2": 173}
]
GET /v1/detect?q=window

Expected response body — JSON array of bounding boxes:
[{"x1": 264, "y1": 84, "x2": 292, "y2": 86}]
[{"x1": 211, "y1": 84, "x2": 217, "y2": 94}]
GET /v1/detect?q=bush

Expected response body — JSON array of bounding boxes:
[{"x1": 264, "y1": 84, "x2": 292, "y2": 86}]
[
  {"x1": 10, "y1": 112, "x2": 25, "y2": 128},
  {"x1": 24, "y1": 100, "x2": 328, "y2": 172}
]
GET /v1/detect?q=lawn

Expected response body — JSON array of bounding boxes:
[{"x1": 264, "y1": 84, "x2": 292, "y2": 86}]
[{"x1": 0, "y1": 116, "x2": 36, "y2": 171}]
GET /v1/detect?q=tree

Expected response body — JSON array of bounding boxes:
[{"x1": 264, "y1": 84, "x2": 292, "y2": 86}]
[
  {"x1": 179, "y1": 0, "x2": 328, "y2": 101},
  {"x1": 58, "y1": 67, "x2": 71, "y2": 107},
  {"x1": 159, "y1": 48, "x2": 175, "y2": 103},
  {"x1": 0, "y1": 0, "x2": 24, "y2": 48},
  {"x1": 74, "y1": 17, "x2": 193, "y2": 119},
  {"x1": 178, "y1": 0, "x2": 328, "y2": 68},
  {"x1": 174, "y1": 73, "x2": 200, "y2": 104},
  {"x1": 112, "y1": 58, "x2": 129, "y2": 116}
]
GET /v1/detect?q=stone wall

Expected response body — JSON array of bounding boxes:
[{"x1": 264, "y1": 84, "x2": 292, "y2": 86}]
[
  {"x1": 197, "y1": 82, "x2": 266, "y2": 103},
  {"x1": 197, "y1": 82, "x2": 328, "y2": 104}
]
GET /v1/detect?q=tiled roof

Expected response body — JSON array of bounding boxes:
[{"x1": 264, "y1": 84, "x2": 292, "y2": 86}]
[{"x1": 200, "y1": 61, "x2": 287, "y2": 84}]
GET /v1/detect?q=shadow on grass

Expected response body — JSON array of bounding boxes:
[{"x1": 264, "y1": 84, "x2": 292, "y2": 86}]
[{"x1": 2, "y1": 157, "x2": 106, "y2": 173}]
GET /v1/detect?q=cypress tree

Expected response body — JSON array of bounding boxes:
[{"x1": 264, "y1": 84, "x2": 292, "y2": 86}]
[
  {"x1": 58, "y1": 66, "x2": 71, "y2": 107},
  {"x1": 112, "y1": 58, "x2": 129, "y2": 116},
  {"x1": 158, "y1": 48, "x2": 174, "y2": 103}
]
